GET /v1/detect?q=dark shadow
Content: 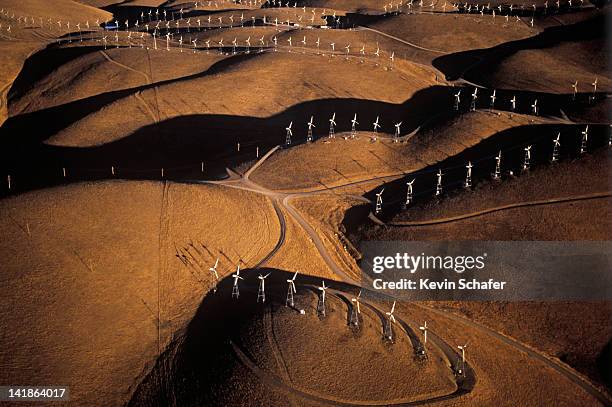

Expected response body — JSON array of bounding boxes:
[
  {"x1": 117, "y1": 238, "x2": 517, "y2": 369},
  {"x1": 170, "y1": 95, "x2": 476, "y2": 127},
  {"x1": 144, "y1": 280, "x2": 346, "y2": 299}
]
[
  {"x1": 127, "y1": 267, "x2": 356, "y2": 406},
  {"x1": 433, "y1": 12, "x2": 606, "y2": 82},
  {"x1": 349, "y1": 123, "x2": 610, "y2": 221}
]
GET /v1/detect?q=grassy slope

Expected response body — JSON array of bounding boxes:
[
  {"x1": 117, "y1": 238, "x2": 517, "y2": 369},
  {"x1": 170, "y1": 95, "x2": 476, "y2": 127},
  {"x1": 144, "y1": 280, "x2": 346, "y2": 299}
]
[{"x1": 0, "y1": 180, "x2": 280, "y2": 405}]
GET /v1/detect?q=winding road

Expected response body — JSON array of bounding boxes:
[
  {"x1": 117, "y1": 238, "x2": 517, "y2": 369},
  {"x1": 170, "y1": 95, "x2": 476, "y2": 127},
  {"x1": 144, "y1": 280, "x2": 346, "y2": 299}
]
[{"x1": 202, "y1": 144, "x2": 612, "y2": 406}]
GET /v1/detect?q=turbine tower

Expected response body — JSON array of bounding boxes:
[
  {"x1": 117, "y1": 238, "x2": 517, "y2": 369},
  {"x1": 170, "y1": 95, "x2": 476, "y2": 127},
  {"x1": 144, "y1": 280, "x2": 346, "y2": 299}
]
[
  {"x1": 384, "y1": 301, "x2": 396, "y2": 341},
  {"x1": 454, "y1": 90, "x2": 461, "y2": 111},
  {"x1": 402, "y1": 178, "x2": 415, "y2": 209},
  {"x1": 232, "y1": 264, "x2": 243, "y2": 299},
  {"x1": 436, "y1": 169, "x2": 443, "y2": 196},
  {"x1": 317, "y1": 281, "x2": 328, "y2": 317},
  {"x1": 522, "y1": 145, "x2": 532, "y2": 171},
  {"x1": 257, "y1": 272, "x2": 271, "y2": 303},
  {"x1": 209, "y1": 258, "x2": 220, "y2": 293},
  {"x1": 394, "y1": 122, "x2": 402, "y2": 143},
  {"x1": 456, "y1": 343, "x2": 468, "y2": 377},
  {"x1": 470, "y1": 87, "x2": 478, "y2": 111},
  {"x1": 372, "y1": 116, "x2": 381, "y2": 141},
  {"x1": 307, "y1": 116, "x2": 316, "y2": 143},
  {"x1": 464, "y1": 161, "x2": 473, "y2": 188},
  {"x1": 418, "y1": 321, "x2": 428, "y2": 356},
  {"x1": 375, "y1": 188, "x2": 384, "y2": 214},
  {"x1": 329, "y1": 113, "x2": 336, "y2": 138},
  {"x1": 285, "y1": 121, "x2": 293, "y2": 146},
  {"x1": 493, "y1": 151, "x2": 502, "y2": 180},
  {"x1": 350, "y1": 113, "x2": 359, "y2": 139},
  {"x1": 552, "y1": 133, "x2": 561, "y2": 162},
  {"x1": 349, "y1": 289, "x2": 361, "y2": 326},
  {"x1": 580, "y1": 125, "x2": 588, "y2": 154},
  {"x1": 286, "y1": 271, "x2": 298, "y2": 307}
]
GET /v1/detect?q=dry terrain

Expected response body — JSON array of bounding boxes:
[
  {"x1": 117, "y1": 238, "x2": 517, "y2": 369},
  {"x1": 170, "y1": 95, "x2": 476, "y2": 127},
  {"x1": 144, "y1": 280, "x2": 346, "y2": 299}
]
[{"x1": 0, "y1": 0, "x2": 610, "y2": 405}]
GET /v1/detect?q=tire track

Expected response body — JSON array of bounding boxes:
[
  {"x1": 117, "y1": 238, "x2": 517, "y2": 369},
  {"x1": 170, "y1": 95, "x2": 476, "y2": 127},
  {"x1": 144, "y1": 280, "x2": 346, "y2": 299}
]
[{"x1": 373, "y1": 191, "x2": 612, "y2": 226}]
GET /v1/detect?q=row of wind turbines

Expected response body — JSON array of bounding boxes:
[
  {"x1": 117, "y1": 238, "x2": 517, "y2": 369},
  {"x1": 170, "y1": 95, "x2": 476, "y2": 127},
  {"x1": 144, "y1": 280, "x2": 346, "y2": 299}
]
[
  {"x1": 456, "y1": 81, "x2": 600, "y2": 113},
  {"x1": 375, "y1": 125, "x2": 596, "y2": 215},
  {"x1": 208, "y1": 256, "x2": 471, "y2": 373},
  {"x1": 285, "y1": 112, "x2": 402, "y2": 145}
]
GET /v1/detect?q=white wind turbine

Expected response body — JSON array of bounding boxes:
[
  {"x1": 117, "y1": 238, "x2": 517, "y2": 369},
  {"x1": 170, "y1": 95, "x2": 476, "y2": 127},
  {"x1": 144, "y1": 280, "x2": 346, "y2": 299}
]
[
  {"x1": 350, "y1": 289, "x2": 361, "y2": 326},
  {"x1": 456, "y1": 343, "x2": 468, "y2": 375},
  {"x1": 552, "y1": 132, "x2": 561, "y2": 162},
  {"x1": 523, "y1": 145, "x2": 532, "y2": 171},
  {"x1": 209, "y1": 258, "x2": 220, "y2": 292},
  {"x1": 375, "y1": 188, "x2": 384, "y2": 214},
  {"x1": 285, "y1": 121, "x2": 293, "y2": 146},
  {"x1": 531, "y1": 99, "x2": 538, "y2": 115},
  {"x1": 257, "y1": 272, "x2": 271, "y2": 303},
  {"x1": 307, "y1": 115, "x2": 316, "y2": 142},
  {"x1": 286, "y1": 271, "x2": 298, "y2": 306},
  {"x1": 394, "y1": 121, "x2": 402, "y2": 142},
  {"x1": 419, "y1": 321, "x2": 428, "y2": 344},
  {"x1": 328, "y1": 112, "x2": 336, "y2": 138},
  {"x1": 436, "y1": 169, "x2": 443, "y2": 196},
  {"x1": 403, "y1": 178, "x2": 415, "y2": 208},
  {"x1": 384, "y1": 301, "x2": 396, "y2": 340},
  {"x1": 580, "y1": 125, "x2": 588, "y2": 154},
  {"x1": 231, "y1": 264, "x2": 243, "y2": 298},
  {"x1": 465, "y1": 161, "x2": 473, "y2": 188},
  {"x1": 470, "y1": 87, "x2": 478, "y2": 111},
  {"x1": 454, "y1": 89, "x2": 461, "y2": 110},
  {"x1": 317, "y1": 280, "x2": 328, "y2": 316},
  {"x1": 350, "y1": 113, "x2": 359, "y2": 138}
]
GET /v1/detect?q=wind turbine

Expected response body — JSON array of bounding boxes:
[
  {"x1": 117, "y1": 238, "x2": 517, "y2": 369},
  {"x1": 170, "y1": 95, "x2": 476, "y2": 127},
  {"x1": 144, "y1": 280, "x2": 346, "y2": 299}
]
[
  {"x1": 510, "y1": 95, "x2": 516, "y2": 113},
  {"x1": 490, "y1": 89, "x2": 496, "y2": 110},
  {"x1": 552, "y1": 133, "x2": 561, "y2": 162},
  {"x1": 232, "y1": 264, "x2": 243, "y2": 298},
  {"x1": 523, "y1": 145, "x2": 532, "y2": 171},
  {"x1": 285, "y1": 121, "x2": 293, "y2": 146},
  {"x1": 394, "y1": 121, "x2": 402, "y2": 142},
  {"x1": 350, "y1": 113, "x2": 359, "y2": 138},
  {"x1": 493, "y1": 150, "x2": 502, "y2": 180},
  {"x1": 403, "y1": 178, "x2": 415, "y2": 209},
  {"x1": 257, "y1": 272, "x2": 271, "y2": 303},
  {"x1": 389, "y1": 51, "x2": 395, "y2": 69},
  {"x1": 317, "y1": 281, "x2": 328, "y2": 316},
  {"x1": 209, "y1": 258, "x2": 220, "y2": 292},
  {"x1": 454, "y1": 89, "x2": 461, "y2": 110},
  {"x1": 470, "y1": 87, "x2": 478, "y2": 111},
  {"x1": 436, "y1": 169, "x2": 443, "y2": 196},
  {"x1": 572, "y1": 80, "x2": 578, "y2": 100},
  {"x1": 419, "y1": 321, "x2": 428, "y2": 345},
  {"x1": 464, "y1": 161, "x2": 473, "y2": 188},
  {"x1": 307, "y1": 116, "x2": 316, "y2": 142},
  {"x1": 384, "y1": 301, "x2": 396, "y2": 341},
  {"x1": 531, "y1": 99, "x2": 538, "y2": 115},
  {"x1": 375, "y1": 188, "x2": 384, "y2": 214},
  {"x1": 590, "y1": 77, "x2": 597, "y2": 102},
  {"x1": 349, "y1": 289, "x2": 361, "y2": 326},
  {"x1": 580, "y1": 125, "x2": 588, "y2": 154},
  {"x1": 456, "y1": 343, "x2": 468, "y2": 376},
  {"x1": 328, "y1": 113, "x2": 336, "y2": 138},
  {"x1": 372, "y1": 116, "x2": 381, "y2": 133},
  {"x1": 286, "y1": 271, "x2": 298, "y2": 307}
]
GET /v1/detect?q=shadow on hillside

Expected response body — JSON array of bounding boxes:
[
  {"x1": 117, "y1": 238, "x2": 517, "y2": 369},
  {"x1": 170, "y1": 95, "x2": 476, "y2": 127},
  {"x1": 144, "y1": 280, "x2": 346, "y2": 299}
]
[
  {"x1": 433, "y1": 12, "x2": 606, "y2": 82},
  {"x1": 126, "y1": 267, "x2": 356, "y2": 406}
]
